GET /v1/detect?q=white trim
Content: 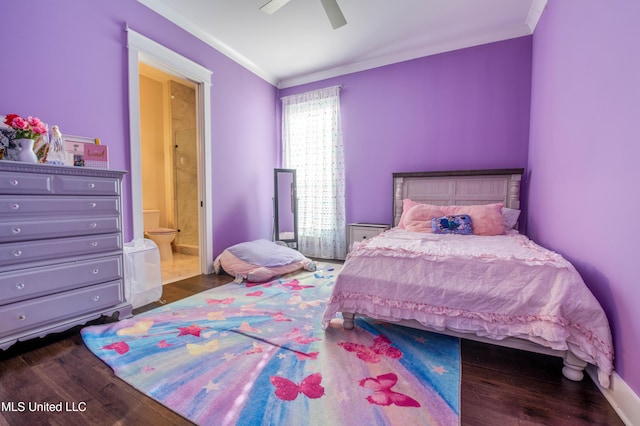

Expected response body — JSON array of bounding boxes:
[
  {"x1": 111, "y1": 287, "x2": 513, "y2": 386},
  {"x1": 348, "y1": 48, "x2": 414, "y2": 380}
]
[
  {"x1": 126, "y1": 43, "x2": 144, "y2": 242},
  {"x1": 587, "y1": 366, "x2": 640, "y2": 426},
  {"x1": 126, "y1": 27, "x2": 214, "y2": 274},
  {"x1": 137, "y1": 0, "x2": 538, "y2": 89},
  {"x1": 136, "y1": 0, "x2": 278, "y2": 86},
  {"x1": 525, "y1": 0, "x2": 548, "y2": 33},
  {"x1": 277, "y1": 27, "x2": 531, "y2": 89}
]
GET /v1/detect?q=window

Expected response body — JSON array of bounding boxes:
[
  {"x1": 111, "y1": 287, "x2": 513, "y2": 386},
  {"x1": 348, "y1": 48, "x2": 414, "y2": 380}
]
[{"x1": 281, "y1": 86, "x2": 346, "y2": 259}]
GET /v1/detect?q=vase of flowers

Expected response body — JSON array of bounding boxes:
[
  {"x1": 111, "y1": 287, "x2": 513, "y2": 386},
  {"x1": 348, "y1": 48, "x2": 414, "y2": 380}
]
[
  {"x1": 3, "y1": 114, "x2": 48, "y2": 163},
  {"x1": 16, "y1": 138, "x2": 38, "y2": 163}
]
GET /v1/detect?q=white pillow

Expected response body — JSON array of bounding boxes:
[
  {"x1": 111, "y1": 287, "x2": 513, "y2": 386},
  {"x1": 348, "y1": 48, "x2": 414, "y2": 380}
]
[{"x1": 502, "y1": 207, "x2": 521, "y2": 229}]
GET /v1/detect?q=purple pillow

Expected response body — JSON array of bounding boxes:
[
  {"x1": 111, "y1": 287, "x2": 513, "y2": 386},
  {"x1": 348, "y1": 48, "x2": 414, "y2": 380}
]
[
  {"x1": 227, "y1": 239, "x2": 304, "y2": 267},
  {"x1": 432, "y1": 215, "x2": 473, "y2": 235}
]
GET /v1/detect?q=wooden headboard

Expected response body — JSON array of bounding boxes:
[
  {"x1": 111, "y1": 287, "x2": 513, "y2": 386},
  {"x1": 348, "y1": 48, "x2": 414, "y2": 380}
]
[{"x1": 392, "y1": 168, "x2": 524, "y2": 227}]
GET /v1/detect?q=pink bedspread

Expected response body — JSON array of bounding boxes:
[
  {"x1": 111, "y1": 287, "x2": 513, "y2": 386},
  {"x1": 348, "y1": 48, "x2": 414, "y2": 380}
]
[{"x1": 322, "y1": 228, "x2": 613, "y2": 387}]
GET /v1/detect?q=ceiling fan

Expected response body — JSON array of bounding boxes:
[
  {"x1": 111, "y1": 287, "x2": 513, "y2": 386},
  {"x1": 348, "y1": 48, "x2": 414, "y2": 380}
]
[{"x1": 260, "y1": 0, "x2": 347, "y2": 29}]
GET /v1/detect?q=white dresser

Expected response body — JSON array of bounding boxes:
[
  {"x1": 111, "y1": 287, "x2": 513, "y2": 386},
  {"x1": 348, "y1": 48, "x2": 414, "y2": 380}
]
[
  {"x1": 347, "y1": 223, "x2": 390, "y2": 253},
  {"x1": 0, "y1": 162, "x2": 132, "y2": 350}
]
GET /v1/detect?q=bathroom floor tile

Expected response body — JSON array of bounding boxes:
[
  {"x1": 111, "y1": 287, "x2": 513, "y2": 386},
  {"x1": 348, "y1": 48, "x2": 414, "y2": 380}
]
[{"x1": 161, "y1": 252, "x2": 200, "y2": 285}]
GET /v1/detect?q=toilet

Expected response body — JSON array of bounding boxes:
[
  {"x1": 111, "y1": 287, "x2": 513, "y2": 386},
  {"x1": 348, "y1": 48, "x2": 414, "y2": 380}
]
[{"x1": 143, "y1": 209, "x2": 177, "y2": 261}]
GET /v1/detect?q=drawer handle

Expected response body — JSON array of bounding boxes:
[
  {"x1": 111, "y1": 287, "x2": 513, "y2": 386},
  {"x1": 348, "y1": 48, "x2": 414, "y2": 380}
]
[
  {"x1": 11, "y1": 203, "x2": 20, "y2": 210},
  {"x1": 92, "y1": 295, "x2": 100, "y2": 302},
  {"x1": 13, "y1": 250, "x2": 22, "y2": 257},
  {"x1": 88, "y1": 202, "x2": 97, "y2": 208},
  {"x1": 88, "y1": 183, "x2": 96, "y2": 189},
  {"x1": 12, "y1": 227, "x2": 21, "y2": 234},
  {"x1": 92, "y1": 268, "x2": 100, "y2": 274},
  {"x1": 89, "y1": 222, "x2": 97, "y2": 228},
  {"x1": 18, "y1": 315, "x2": 26, "y2": 321},
  {"x1": 10, "y1": 179, "x2": 19, "y2": 186},
  {"x1": 90, "y1": 241, "x2": 98, "y2": 247},
  {"x1": 16, "y1": 282, "x2": 25, "y2": 290}
]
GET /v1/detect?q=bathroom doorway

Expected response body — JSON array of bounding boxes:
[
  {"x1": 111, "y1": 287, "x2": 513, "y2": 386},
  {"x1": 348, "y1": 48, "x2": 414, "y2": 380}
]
[
  {"x1": 126, "y1": 28, "x2": 214, "y2": 279},
  {"x1": 138, "y1": 64, "x2": 201, "y2": 284}
]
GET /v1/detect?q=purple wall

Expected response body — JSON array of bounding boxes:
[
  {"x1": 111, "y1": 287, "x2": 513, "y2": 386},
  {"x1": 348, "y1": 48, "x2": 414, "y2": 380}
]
[
  {"x1": 279, "y1": 37, "x2": 532, "y2": 225},
  {"x1": 0, "y1": 0, "x2": 278, "y2": 257},
  {"x1": 6, "y1": 0, "x2": 635, "y2": 398},
  {"x1": 529, "y1": 1, "x2": 640, "y2": 393}
]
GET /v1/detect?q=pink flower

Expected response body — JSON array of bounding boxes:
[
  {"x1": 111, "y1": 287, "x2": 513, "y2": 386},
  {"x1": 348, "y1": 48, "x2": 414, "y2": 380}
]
[
  {"x1": 32, "y1": 122, "x2": 48, "y2": 134},
  {"x1": 26, "y1": 116, "x2": 41, "y2": 126},
  {"x1": 10, "y1": 116, "x2": 28, "y2": 130},
  {"x1": 3, "y1": 113, "x2": 48, "y2": 139}
]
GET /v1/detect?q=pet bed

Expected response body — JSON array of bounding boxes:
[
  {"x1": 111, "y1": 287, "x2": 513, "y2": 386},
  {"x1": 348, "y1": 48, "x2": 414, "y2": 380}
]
[{"x1": 214, "y1": 239, "x2": 316, "y2": 282}]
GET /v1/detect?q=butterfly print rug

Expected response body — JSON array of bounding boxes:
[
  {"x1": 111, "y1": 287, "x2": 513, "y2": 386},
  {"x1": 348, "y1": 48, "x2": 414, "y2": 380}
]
[{"x1": 82, "y1": 263, "x2": 460, "y2": 425}]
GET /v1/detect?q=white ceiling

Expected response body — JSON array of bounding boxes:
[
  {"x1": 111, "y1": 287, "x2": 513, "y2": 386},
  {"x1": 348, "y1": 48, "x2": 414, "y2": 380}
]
[{"x1": 137, "y1": 0, "x2": 546, "y2": 88}]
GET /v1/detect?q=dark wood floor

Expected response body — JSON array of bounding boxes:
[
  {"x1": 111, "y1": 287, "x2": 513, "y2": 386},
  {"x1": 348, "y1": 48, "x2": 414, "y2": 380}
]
[{"x1": 0, "y1": 273, "x2": 623, "y2": 426}]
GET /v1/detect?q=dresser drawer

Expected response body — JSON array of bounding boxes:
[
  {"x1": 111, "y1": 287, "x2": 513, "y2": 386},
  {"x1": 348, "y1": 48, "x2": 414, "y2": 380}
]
[
  {"x1": 0, "y1": 195, "x2": 120, "y2": 217},
  {"x1": 0, "y1": 255, "x2": 123, "y2": 305},
  {"x1": 0, "y1": 172, "x2": 53, "y2": 194},
  {"x1": 54, "y1": 175, "x2": 120, "y2": 196},
  {"x1": 0, "y1": 233, "x2": 122, "y2": 267},
  {"x1": 0, "y1": 280, "x2": 123, "y2": 338},
  {"x1": 0, "y1": 216, "x2": 121, "y2": 243}
]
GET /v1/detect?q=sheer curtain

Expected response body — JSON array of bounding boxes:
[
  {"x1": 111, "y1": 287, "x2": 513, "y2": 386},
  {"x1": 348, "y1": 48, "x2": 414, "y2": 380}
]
[{"x1": 282, "y1": 86, "x2": 346, "y2": 259}]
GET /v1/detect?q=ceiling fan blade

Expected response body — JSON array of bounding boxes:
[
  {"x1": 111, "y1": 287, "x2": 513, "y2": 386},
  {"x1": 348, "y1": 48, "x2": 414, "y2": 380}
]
[
  {"x1": 320, "y1": 0, "x2": 347, "y2": 29},
  {"x1": 260, "y1": 0, "x2": 292, "y2": 15}
]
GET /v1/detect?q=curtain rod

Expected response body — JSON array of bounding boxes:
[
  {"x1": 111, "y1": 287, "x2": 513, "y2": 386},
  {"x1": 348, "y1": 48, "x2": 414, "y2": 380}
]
[{"x1": 280, "y1": 84, "x2": 345, "y2": 100}]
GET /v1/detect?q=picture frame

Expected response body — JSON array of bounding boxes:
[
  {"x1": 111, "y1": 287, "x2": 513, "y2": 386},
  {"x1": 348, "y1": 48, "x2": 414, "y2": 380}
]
[
  {"x1": 63, "y1": 134, "x2": 98, "y2": 167},
  {"x1": 83, "y1": 142, "x2": 109, "y2": 169}
]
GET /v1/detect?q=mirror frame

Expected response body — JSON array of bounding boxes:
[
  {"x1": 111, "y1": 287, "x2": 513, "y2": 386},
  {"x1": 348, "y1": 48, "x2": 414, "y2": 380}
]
[{"x1": 273, "y1": 168, "x2": 298, "y2": 249}]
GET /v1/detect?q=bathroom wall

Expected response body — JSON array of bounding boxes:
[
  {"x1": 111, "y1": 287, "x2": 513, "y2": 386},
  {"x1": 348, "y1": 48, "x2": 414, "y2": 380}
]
[
  {"x1": 139, "y1": 68, "x2": 199, "y2": 257},
  {"x1": 170, "y1": 80, "x2": 199, "y2": 254},
  {"x1": 139, "y1": 74, "x2": 170, "y2": 226}
]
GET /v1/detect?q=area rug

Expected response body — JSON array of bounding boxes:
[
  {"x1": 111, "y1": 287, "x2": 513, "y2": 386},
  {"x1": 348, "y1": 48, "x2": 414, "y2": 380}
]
[{"x1": 82, "y1": 263, "x2": 460, "y2": 425}]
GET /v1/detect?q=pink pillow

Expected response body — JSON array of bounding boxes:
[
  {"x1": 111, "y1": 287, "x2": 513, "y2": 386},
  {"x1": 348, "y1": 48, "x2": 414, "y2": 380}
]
[
  {"x1": 403, "y1": 203, "x2": 446, "y2": 233},
  {"x1": 446, "y1": 203, "x2": 505, "y2": 236},
  {"x1": 397, "y1": 199, "x2": 423, "y2": 229}
]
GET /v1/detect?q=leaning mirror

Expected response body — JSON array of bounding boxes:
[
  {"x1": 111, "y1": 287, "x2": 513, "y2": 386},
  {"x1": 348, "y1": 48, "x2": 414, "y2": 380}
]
[{"x1": 274, "y1": 168, "x2": 298, "y2": 249}]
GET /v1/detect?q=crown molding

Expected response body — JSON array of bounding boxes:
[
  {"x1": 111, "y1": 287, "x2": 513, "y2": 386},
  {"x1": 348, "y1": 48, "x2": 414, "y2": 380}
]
[
  {"x1": 137, "y1": 0, "x2": 279, "y2": 86},
  {"x1": 138, "y1": 0, "x2": 546, "y2": 90},
  {"x1": 525, "y1": 0, "x2": 548, "y2": 33},
  {"x1": 277, "y1": 26, "x2": 532, "y2": 89}
]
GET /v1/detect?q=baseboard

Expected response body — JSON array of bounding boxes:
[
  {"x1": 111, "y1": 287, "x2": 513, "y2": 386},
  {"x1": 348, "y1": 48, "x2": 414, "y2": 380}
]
[
  {"x1": 175, "y1": 244, "x2": 199, "y2": 256},
  {"x1": 587, "y1": 365, "x2": 640, "y2": 426}
]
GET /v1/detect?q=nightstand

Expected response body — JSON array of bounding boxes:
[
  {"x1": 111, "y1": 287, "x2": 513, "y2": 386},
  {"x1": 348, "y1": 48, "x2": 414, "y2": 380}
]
[{"x1": 347, "y1": 223, "x2": 390, "y2": 253}]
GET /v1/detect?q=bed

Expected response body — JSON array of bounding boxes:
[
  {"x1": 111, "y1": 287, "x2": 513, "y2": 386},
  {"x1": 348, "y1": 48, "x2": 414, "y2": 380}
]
[{"x1": 321, "y1": 168, "x2": 613, "y2": 388}]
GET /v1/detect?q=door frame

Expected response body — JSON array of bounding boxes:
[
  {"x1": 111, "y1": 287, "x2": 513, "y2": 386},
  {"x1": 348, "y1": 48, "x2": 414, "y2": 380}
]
[{"x1": 126, "y1": 27, "x2": 214, "y2": 274}]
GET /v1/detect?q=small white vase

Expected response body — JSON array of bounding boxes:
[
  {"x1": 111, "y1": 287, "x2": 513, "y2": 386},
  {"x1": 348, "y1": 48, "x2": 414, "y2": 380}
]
[{"x1": 16, "y1": 138, "x2": 38, "y2": 163}]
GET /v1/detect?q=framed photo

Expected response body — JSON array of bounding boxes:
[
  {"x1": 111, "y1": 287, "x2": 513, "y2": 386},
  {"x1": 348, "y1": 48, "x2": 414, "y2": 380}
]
[
  {"x1": 83, "y1": 143, "x2": 109, "y2": 169},
  {"x1": 63, "y1": 135, "x2": 99, "y2": 167}
]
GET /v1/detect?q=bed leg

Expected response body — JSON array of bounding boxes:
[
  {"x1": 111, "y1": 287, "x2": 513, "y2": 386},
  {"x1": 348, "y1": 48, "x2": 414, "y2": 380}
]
[
  {"x1": 562, "y1": 351, "x2": 587, "y2": 381},
  {"x1": 342, "y1": 312, "x2": 355, "y2": 330}
]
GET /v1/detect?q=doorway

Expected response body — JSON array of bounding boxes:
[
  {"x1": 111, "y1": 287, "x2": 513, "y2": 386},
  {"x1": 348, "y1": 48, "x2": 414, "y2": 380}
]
[
  {"x1": 126, "y1": 28, "x2": 214, "y2": 277},
  {"x1": 139, "y1": 64, "x2": 200, "y2": 283}
]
